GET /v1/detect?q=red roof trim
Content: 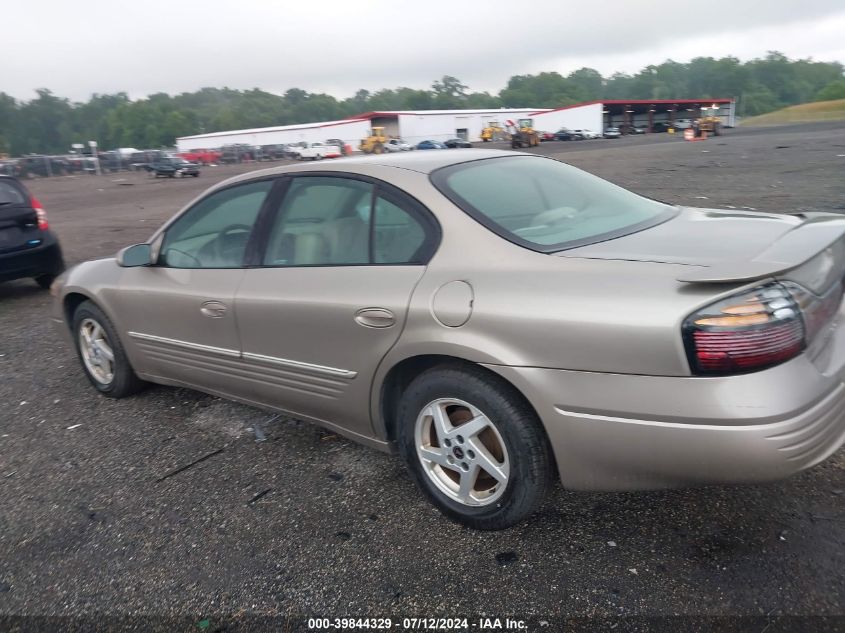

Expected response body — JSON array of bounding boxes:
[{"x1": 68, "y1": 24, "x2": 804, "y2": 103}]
[
  {"x1": 532, "y1": 98, "x2": 734, "y2": 116},
  {"x1": 347, "y1": 109, "x2": 551, "y2": 120},
  {"x1": 348, "y1": 111, "x2": 396, "y2": 120},
  {"x1": 319, "y1": 118, "x2": 369, "y2": 128}
]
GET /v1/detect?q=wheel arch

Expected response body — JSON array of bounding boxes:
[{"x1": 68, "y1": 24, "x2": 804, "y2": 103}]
[
  {"x1": 377, "y1": 354, "x2": 548, "y2": 451},
  {"x1": 63, "y1": 291, "x2": 96, "y2": 327}
]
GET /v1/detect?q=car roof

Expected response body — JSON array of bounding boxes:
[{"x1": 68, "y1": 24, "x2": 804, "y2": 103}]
[{"x1": 221, "y1": 148, "x2": 528, "y2": 185}]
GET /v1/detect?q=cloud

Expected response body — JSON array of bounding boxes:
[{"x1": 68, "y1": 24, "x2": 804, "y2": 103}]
[{"x1": 3, "y1": 0, "x2": 844, "y2": 101}]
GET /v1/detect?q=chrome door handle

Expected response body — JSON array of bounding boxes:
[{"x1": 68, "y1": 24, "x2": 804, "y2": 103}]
[
  {"x1": 200, "y1": 300, "x2": 228, "y2": 318},
  {"x1": 354, "y1": 308, "x2": 395, "y2": 328}
]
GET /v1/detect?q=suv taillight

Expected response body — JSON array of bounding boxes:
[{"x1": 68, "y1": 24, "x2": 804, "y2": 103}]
[
  {"x1": 683, "y1": 282, "x2": 806, "y2": 375},
  {"x1": 31, "y1": 196, "x2": 48, "y2": 230}
]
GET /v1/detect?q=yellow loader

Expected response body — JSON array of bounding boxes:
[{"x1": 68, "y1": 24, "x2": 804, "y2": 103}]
[{"x1": 359, "y1": 127, "x2": 389, "y2": 154}]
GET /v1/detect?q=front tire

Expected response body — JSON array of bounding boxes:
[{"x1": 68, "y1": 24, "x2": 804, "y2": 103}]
[
  {"x1": 397, "y1": 365, "x2": 553, "y2": 530},
  {"x1": 72, "y1": 300, "x2": 146, "y2": 398}
]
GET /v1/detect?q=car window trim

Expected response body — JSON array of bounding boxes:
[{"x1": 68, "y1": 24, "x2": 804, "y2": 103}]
[
  {"x1": 253, "y1": 171, "x2": 442, "y2": 269},
  {"x1": 244, "y1": 176, "x2": 291, "y2": 267}
]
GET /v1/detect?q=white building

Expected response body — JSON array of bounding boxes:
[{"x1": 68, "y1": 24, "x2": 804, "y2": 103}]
[
  {"x1": 176, "y1": 118, "x2": 372, "y2": 152},
  {"x1": 176, "y1": 108, "x2": 550, "y2": 151},
  {"x1": 351, "y1": 108, "x2": 551, "y2": 144}
]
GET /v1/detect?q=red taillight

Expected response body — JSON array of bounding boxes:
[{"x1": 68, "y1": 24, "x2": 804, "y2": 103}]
[
  {"x1": 692, "y1": 321, "x2": 804, "y2": 372},
  {"x1": 31, "y1": 196, "x2": 48, "y2": 230},
  {"x1": 684, "y1": 282, "x2": 806, "y2": 375}
]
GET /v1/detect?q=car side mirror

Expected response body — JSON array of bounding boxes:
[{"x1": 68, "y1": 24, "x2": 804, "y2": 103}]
[{"x1": 116, "y1": 243, "x2": 153, "y2": 267}]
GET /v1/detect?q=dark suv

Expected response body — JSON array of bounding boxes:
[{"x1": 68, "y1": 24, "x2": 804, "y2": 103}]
[
  {"x1": 0, "y1": 176, "x2": 65, "y2": 288},
  {"x1": 147, "y1": 157, "x2": 200, "y2": 178}
]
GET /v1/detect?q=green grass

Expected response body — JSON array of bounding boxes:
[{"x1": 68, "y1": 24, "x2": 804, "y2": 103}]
[{"x1": 741, "y1": 99, "x2": 845, "y2": 126}]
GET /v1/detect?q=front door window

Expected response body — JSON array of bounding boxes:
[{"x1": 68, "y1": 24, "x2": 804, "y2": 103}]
[{"x1": 160, "y1": 179, "x2": 273, "y2": 268}]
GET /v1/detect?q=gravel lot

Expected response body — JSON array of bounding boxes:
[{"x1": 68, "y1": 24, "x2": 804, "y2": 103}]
[{"x1": 1, "y1": 123, "x2": 844, "y2": 630}]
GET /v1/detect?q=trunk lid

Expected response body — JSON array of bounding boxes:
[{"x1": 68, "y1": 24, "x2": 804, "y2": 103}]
[{"x1": 559, "y1": 207, "x2": 845, "y2": 293}]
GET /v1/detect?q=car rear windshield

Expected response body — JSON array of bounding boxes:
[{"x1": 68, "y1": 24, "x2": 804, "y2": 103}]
[
  {"x1": 0, "y1": 180, "x2": 26, "y2": 206},
  {"x1": 431, "y1": 156, "x2": 675, "y2": 252}
]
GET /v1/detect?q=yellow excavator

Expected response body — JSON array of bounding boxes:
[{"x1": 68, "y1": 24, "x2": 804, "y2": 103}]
[
  {"x1": 507, "y1": 118, "x2": 540, "y2": 148},
  {"x1": 480, "y1": 120, "x2": 505, "y2": 142},
  {"x1": 359, "y1": 127, "x2": 389, "y2": 154}
]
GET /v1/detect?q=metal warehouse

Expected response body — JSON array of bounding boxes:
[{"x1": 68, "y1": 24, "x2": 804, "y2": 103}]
[{"x1": 531, "y1": 99, "x2": 736, "y2": 133}]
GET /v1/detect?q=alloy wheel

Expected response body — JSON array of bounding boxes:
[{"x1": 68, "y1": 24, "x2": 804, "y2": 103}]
[
  {"x1": 78, "y1": 318, "x2": 115, "y2": 385},
  {"x1": 414, "y1": 398, "x2": 510, "y2": 506}
]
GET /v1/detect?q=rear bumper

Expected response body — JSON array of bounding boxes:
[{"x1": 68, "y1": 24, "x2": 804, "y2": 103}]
[
  {"x1": 485, "y1": 310, "x2": 845, "y2": 491},
  {"x1": 0, "y1": 232, "x2": 64, "y2": 283}
]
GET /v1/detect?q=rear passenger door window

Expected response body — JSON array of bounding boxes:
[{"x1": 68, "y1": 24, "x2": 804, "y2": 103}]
[
  {"x1": 262, "y1": 176, "x2": 437, "y2": 267},
  {"x1": 263, "y1": 177, "x2": 373, "y2": 266},
  {"x1": 373, "y1": 193, "x2": 427, "y2": 264}
]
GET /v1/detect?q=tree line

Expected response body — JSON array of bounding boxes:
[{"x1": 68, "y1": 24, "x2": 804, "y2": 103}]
[{"x1": 1, "y1": 52, "x2": 843, "y2": 156}]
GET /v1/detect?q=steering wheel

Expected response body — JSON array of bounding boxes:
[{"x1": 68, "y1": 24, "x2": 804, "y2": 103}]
[{"x1": 212, "y1": 224, "x2": 252, "y2": 264}]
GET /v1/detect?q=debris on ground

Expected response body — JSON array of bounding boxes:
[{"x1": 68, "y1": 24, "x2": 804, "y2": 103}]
[{"x1": 156, "y1": 448, "x2": 224, "y2": 482}]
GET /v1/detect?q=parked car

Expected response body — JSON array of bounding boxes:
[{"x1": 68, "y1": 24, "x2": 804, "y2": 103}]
[
  {"x1": 147, "y1": 156, "x2": 200, "y2": 178},
  {"x1": 282, "y1": 143, "x2": 307, "y2": 159},
  {"x1": 573, "y1": 129, "x2": 600, "y2": 139},
  {"x1": 416, "y1": 140, "x2": 447, "y2": 150},
  {"x1": 554, "y1": 128, "x2": 576, "y2": 141},
  {"x1": 220, "y1": 144, "x2": 255, "y2": 164},
  {"x1": 626, "y1": 124, "x2": 646, "y2": 135},
  {"x1": 1, "y1": 175, "x2": 64, "y2": 288},
  {"x1": 384, "y1": 138, "x2": 413, "y2": 152},
  {"x1": 261, "y1": 145, "x2": 289, "y2": 160},
  {"x1": 51, "y1": 149, "x2": 845, "y2": 529},
  {"x1": 64, "y1": 155, "x2": 100, "y2": 175},
  {"x1": 0, "y1": 159, "x2": 18, "y2": 176},
  {"x1": 98, "y1": 151, "x2": 126, "y2": 173},
  {"x1": 18, "y1": 155, "x2": 72, "y2": 177},
  {"x1": 297, "y1": 142, "x2": 341, "y2": 160},
  {"x1": 178, "y1": 149, "x2": 222, "y2": 165},
  {"x1": 444, "y1": 138, "x2": 473, "y2": 148},
  {"x1": 603, "y1": 127, "x2": 621, "y2": 139},
  {"x1": 673, "y1": 119, "x2": 694, "y2": 130},
  {"x1": 537, "y1": 131, "x2": 556, "y2": 142},
  {"x1": 325, "y1": 139, "x2": 351, "y2": 156}
]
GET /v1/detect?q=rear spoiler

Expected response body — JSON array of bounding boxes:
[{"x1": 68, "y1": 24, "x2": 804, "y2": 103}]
[{"x1": 677, "y1": 214, "x2": 845, "y2": 291}]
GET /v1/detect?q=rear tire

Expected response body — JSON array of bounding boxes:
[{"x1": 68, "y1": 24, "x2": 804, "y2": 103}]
[
  {"x1": 34, "y1": 274, "x2": 56, "y2": 290},
  {"x1": 72, "y1": 300, "x2": 146, "y2": 398},
  {"x1": 396, "y1": 365, "x2": 554, "y2": 530}
]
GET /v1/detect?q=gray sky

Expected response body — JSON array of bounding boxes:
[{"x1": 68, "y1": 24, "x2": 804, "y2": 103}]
[{"x1": 4, "y1": 0, "x2": 845, "y2": 102}]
